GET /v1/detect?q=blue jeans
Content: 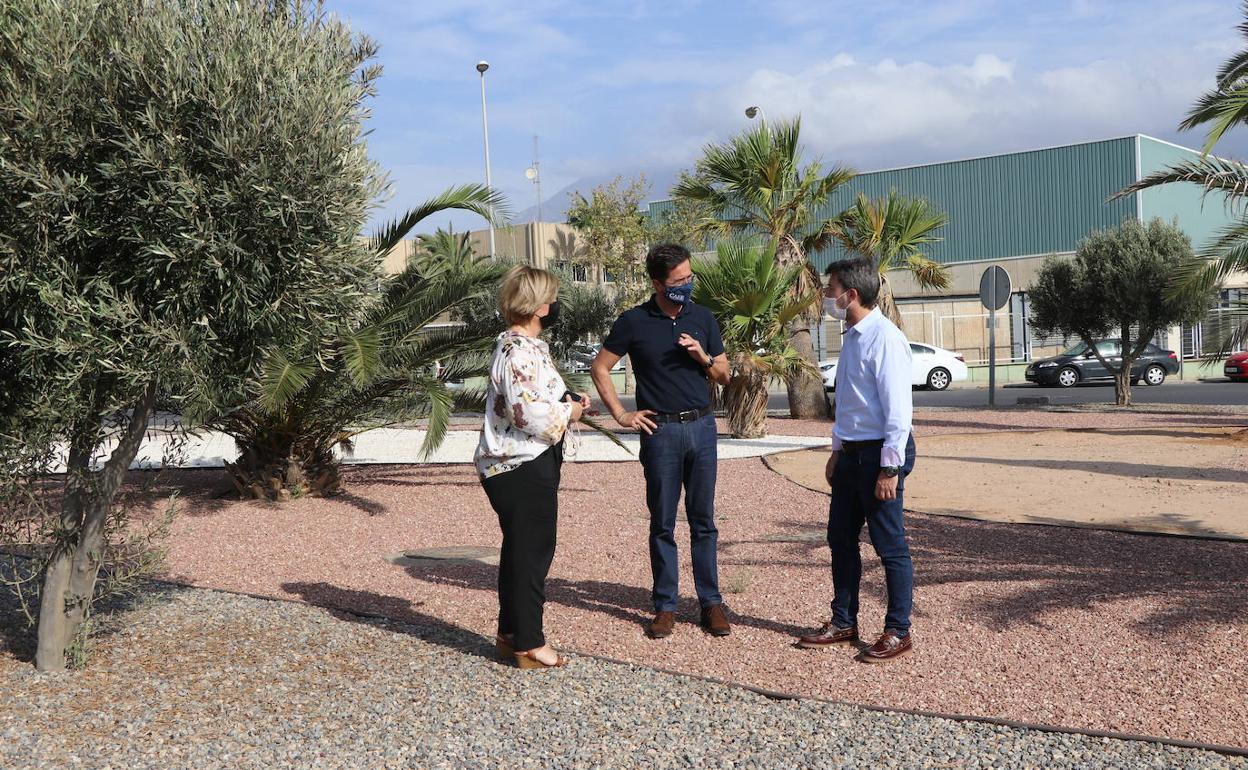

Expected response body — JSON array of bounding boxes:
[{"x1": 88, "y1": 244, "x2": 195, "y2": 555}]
[
  {"x1": 639, "y1": 413, "x2": 721, "y2": 612},
  {"x1": 827, "y1": 434, "x2": 917, "y2": 635}
]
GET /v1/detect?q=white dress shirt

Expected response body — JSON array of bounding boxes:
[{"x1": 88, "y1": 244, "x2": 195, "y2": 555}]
[{"x1": 831, "y1": 307, "x2": 913, "y2": 468}]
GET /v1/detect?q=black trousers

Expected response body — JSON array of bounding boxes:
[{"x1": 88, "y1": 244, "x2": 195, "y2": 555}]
[{"x1": 481, "y1": 442, "x2": 562, "y2": 651}]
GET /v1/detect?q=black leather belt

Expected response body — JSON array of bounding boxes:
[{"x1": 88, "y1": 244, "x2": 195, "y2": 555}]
[
  {"x1": 841, "y1": 438, "x2": 885, "y2": 452},
  {"x1": 652, "y1": 406, "x2": 712, "y2": 424}
]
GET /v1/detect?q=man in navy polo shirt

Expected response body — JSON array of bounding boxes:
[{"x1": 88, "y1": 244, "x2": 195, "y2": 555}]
[{"x1": 591, "y1": 243, "x2": 732, "y2": 639}]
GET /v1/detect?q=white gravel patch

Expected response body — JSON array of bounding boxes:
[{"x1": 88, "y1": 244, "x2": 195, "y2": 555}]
[{"x1": 95, "y1": 427, "x2": 831, "y2": 470}]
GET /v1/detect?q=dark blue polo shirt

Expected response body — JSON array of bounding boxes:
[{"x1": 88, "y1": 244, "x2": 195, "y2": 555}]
[{"x1": 603, "y1": 296, "x2": 725, "y2": 414}]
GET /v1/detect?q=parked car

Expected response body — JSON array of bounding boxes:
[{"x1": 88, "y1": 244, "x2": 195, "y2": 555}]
[
  {"x1": 1025, "y1": 340, "x2": 1179, "y2": 388},
  {"x1": 567, "y1": 343, "x2": 625, "y2": 373},
  {"x1": 819, "y1": 359, "x2": 838, "y2": 390},
  {"x1": 820, "y1": 343, "x2": 969, "y2": 392},
  {"x1": 1225, "y1": 351, "x2": 1248, "y2": 382},
  {"x1": 909, "y1": 342, "x2": 969, "y2": 391}
]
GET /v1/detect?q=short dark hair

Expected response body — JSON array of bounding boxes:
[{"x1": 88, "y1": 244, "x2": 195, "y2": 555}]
[
  {"x1": 824, "y1": 257, "x2": 880, "y2": 307},
  {"x1": 646, "y1": 243, "x2": 692, "y2": 281}
]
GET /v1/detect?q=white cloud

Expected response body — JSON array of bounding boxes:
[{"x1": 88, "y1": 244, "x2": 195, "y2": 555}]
[{"x1": 678, "y1": 48, "x2": 1217, "y2": 171}]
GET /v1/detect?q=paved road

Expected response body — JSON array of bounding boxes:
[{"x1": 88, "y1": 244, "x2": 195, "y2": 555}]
[{"x1": 617, "y1": 380, "x2": 1247, "y2": 412}]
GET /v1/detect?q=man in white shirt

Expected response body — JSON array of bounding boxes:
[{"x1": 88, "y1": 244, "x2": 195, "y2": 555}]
[{"x1": 797, "y1": 257, "x2": 917, "y2": 662}]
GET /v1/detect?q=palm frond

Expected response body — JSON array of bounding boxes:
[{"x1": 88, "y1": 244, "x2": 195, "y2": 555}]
[
  {"x1": 578, "y1": 414, "x2": 629, "y2": 452},
  {"x1": 1180, "y1": 86, "x2": 1248, "y2": 157},
  {"x1": 1115, "y1": 156, "x2": 1248, "y2": 200},
  {"x1": 1199, "y1": 302, "x2": 1248, "y2": 359},
  {"x1": 903, "y1": 255, "x2": 951, "y2": 290},
  {"x1": 342, "y1": 327, "x2": 381, "y2": 387},
  {"x1": 259, "y1": 348, "x2": 316, "y2": 411},
  {"x1": 418, "y1": 381, "x2": 455, "y2": 459},
  {"x1": 369, "y1": 184, "x2": 510, "y2": 256}
]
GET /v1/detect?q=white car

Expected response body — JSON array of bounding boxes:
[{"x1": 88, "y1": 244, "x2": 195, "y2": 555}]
[
  {"x1": 820, "y1": 343, "x2": 969, "y2": 392},
  {"x1": 909, "y1": 342, "x2": 968, "y2": 390}
]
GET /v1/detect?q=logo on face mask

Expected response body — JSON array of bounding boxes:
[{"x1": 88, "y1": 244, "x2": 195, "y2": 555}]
[{"x1": 665, "y1": 279, "x2": 694, "y2": 306}]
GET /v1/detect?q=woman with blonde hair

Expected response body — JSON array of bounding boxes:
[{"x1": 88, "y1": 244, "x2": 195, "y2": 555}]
[{"x1": 474, "y1": 265, "x2": 589, "y2": 669}]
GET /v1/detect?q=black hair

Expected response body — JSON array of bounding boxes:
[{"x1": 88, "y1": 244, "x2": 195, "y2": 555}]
[
  {"x1": 824, "y1": 257, "x2": 880, "y2": 307},
  {"x1": 645, "y1": 243, "x2": 692, "y2": 281}
]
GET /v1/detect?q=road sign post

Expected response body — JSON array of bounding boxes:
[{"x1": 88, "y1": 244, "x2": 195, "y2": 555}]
[{"x1": 979, "y1": 266, "x2": 1012, "y2": 407}]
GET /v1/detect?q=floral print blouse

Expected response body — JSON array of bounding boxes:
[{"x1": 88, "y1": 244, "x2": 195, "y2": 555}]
[{"x1": 474, "y1": 331, "x2": 573, "y2": 479}]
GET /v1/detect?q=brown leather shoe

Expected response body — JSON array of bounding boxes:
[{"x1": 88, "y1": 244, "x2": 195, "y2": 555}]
[
  {"x1": 860, "y1": 630, "x2": 912, "y2": 663},
  {"x1": 700, "y1": 604, "x2": 731, "y2": 636},
  {"x1": 648, "y1": 611, "x2": 675, "y2": 639},
  {"x1": 796, "y1": 621, "x2": 859, "y2": 649}
]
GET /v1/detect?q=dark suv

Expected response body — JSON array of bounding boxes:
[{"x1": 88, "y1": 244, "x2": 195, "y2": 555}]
[{"x1": 1025, "y1": 340, "x2": 1180, "y2": 388}]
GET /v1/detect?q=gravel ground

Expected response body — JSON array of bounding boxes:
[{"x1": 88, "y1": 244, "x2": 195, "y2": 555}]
[
  {"x1": 42, "y1": 408, "x2": 1248, "y2": 753},
  {"x1": 2, "y1": 585, "x2": 1244, "y2": 770}
]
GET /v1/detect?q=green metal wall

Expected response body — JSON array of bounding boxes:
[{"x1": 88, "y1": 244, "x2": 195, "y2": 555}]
[
  {"x1": 806, "y1": 137, "x2": 1139, "y2": 270},
  {"x1": 1137, "y1": 136, "x2": 1240, "y2": 252}
]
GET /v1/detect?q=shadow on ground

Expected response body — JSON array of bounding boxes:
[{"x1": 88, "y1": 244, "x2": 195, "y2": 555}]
[{"x1": 279, "y1": 581, "x2": 495, "y2": 659}]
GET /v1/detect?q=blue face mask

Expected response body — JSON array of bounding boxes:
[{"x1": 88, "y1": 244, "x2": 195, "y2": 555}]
[{"x1": 664, "y1": 279, "x2": 694, "y2": 306}]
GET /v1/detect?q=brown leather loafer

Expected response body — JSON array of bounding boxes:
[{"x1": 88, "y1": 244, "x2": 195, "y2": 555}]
[
  {"x1": 860, "y1": 630, "x2": 912, "y2": 663},
  {"x1": 648, "y1": 611, "x2": 675, "y2": 639},
  {"x1": 796, "y1": 621, "x2": 859, "y2": 649},
  {"x1": 700, "y1": 604, "x2": 731, "y2": 636}
]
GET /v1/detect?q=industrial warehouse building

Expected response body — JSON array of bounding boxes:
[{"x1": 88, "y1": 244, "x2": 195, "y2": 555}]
[{"x1": 436, "y1": 134, "x2": 1244, "y2": 374}]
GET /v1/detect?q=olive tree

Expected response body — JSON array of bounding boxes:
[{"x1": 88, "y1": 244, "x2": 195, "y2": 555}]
[
  {"x1": 1028, "y1": 218, "x2": 1215, "y2": 406},
  {"x1": 0, "y1": 0, "x2": 386, "y2": 670}
]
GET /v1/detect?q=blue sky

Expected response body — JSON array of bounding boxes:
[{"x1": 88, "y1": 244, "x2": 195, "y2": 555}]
[{"x1": 329, "y1": 0, "x2": 1245, "y2": 233}]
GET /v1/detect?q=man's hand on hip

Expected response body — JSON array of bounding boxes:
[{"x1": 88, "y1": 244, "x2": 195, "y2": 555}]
[
  {"x1": 875, "y1": 472, "x2": 899, "y2": 501},
  {"x1": 615, "y1": 409, "x2": 658, "y2": 435}
]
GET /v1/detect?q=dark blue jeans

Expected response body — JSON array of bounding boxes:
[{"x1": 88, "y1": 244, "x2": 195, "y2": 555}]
[
  {"x1": 639, "y1": 413, "x2": 721, "y2": 612},
  {"x1": 827, "y1": 434, "x2": 917, "y2": 635}
]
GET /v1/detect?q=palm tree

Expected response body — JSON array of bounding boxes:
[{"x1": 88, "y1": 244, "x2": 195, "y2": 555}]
[
  {"x1": 215, "y1": 184, "x2": 508, "y2": 499},
  {"x1": 414, "y1": 226, "x2": 475, "y2": 269},
  {"x1": 1114, "y1": 5, "x2": 1248, "y2": 356},
  {"x1": 815, "y1": 191, "x2": 950, "y2": 327},
  {"x1": 693, "y1": 239, "x2": 818, "y2": 438},
  {"x1": 673, "y1": 117, "x2": 855, "y2": 419}
]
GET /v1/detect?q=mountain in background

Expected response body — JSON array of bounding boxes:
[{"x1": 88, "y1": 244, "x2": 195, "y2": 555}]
[{"x1": 511, "y1": 165, "x2": 683, "y2": 224}]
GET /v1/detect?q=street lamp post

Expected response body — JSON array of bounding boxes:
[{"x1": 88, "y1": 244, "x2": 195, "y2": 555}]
[
  {"x1": 745, "y1": 105, "x2": 766, "y2": 126},
  {"x1": 477, "y1": 60, "x2": 496, "y2": 258}
]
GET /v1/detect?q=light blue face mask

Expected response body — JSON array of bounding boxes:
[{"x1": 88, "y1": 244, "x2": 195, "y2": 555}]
[{"x1": 664, "y1": 278, "x2": 694, "y2": 305}]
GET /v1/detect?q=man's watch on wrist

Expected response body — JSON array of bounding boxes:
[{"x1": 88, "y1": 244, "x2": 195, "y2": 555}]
[
  {"x1": 881, "y1": 466, "x2": 901, "y2": 478},
  {"x1": 702, "y1": 355, "x2": 714, "y2": 368}
]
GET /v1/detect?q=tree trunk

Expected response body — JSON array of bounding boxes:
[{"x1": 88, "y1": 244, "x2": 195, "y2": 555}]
[
  {"x1": 877, "y1": 273, "x2": 904, "y2": 328},
  {"x1": 777, "y1": 238, "x2": 829, "y2": 420},
  {"x1": 36, "y1": 385, "x2": 157, "y2": 671},
  {"x1": 785, "y1": 325, "x2": 828, "y2": 419},
  {"x1": 623, "y1": 354, "x2": 634, "y2": 395},
  {"x1": 724, "y1": 357, "x2": 768, "y2": 438},
  {"x1": 1113, "y1": 369, "x2": 1132, "y2": 406}
]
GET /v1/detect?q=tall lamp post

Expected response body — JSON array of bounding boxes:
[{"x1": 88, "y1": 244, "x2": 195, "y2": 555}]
[
  {"x1": 477, "y1": 60, "x2": 496, "y2": 257},
  {"x1": 745, "y1": 105, "x2": 766, "y2": 126}
]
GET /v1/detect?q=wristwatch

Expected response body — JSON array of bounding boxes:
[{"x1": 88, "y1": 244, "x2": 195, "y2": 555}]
[
  {"x1": 881, "y1": 466, "x2": 901, "y2": 478},
  {"x1": 702, "y1": 355, "x2": 715, "y2": 368}
]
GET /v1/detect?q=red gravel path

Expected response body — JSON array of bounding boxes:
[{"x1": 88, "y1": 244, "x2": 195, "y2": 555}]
[{"x1": 153, "y1": 409, "x2": 1248, "y2": 747}]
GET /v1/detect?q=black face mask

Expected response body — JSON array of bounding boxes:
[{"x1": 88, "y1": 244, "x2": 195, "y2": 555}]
[{"x1": 539, "y1": 300, "x2": 561, "y2": 330}]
